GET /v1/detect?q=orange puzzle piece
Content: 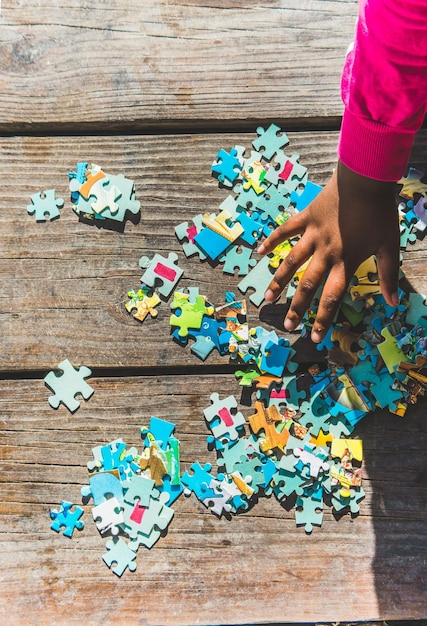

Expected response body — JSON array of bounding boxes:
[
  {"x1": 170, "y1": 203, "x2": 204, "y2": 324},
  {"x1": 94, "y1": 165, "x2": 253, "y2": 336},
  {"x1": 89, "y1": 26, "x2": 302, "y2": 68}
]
[{"x1": 248, "y1": 401, "x2": 289, "y2": 453}]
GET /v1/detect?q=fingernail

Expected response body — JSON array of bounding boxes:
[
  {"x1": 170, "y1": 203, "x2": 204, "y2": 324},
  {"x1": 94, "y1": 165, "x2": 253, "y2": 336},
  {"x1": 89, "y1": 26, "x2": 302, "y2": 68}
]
[
  {"x1": 391, "y1": 292, "x2": 399, "y2": 306},
  {"x1": 264, "y1": 289, "x2": 275, "y2": 302},
  {"x1": 257, "y1": 244, "x2": 266, "y2": 254},
  {"x1": 284, "y1": 318, "x2": 297, "y2": 331},
  {"x1": 311, "y1": 329, "x2": 323, "y2": 343}
]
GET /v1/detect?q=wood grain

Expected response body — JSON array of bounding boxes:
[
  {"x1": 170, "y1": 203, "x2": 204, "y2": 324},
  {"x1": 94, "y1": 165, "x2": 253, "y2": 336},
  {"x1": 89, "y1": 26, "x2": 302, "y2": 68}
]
[
  {"x1": 0, "y1": 0, "x2": 357, "y2": 131},
  {"x1": 1, "y1": 2, "x2": 427, "y2": 620},
  {"x1": 1, "y1": 130, "x2": 427, "y2": 371},
  {"x1": 0, "y1": 374, "x2": 425, "y2": 624}
]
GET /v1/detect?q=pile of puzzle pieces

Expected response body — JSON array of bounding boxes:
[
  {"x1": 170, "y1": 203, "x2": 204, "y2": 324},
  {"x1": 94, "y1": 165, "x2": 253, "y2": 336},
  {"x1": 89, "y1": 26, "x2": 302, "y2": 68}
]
[
  {"x1": 85, "y1": 418, "x2": 182, "y2": 575},
  {"x1": 182, "y1": 392, "x2": 365, "y2": 532},
  {"x1": 79, "y1": 417, "x2": 181, "y2": 576},
  {"x1": 49, "y1": 126, "x2": 427, "y2": 565},
  {"x1": 175, "y1": 124, "x2": 322, "y2": 306},
  {"x1": 167, "y1": 126, "x2": 427, "y2": 531},
  {"x1": 68, "y1": 162, "x2": 140, "y2": 224}
]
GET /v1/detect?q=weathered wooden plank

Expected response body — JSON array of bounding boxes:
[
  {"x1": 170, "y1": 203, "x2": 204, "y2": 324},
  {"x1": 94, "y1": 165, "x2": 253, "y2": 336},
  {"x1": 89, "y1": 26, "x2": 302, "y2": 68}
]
[
  {"x1": 1, "y1": 130, "x2": 427, "y2": 371},
  {"x1": 0, "y1": 0, "x2": 357, "y2": 131},
  {"x1": 0, "y1": 130, "x2": 334, "y2": 371},
  {"x1": 0, "y1": 374, "x2": 425, "y2": 623}
]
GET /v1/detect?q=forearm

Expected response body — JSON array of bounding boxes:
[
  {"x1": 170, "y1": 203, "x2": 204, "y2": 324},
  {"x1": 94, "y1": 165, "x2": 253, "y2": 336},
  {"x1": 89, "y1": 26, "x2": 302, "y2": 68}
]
[{"x1": 339, "y1": 0, "x2": 427, "y2": 182}]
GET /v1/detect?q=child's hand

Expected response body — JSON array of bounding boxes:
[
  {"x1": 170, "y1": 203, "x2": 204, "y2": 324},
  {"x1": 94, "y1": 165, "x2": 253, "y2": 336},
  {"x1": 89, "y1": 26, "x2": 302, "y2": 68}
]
[{"x1": 257, "y1": 160, "x2": 400, "y2": 343}]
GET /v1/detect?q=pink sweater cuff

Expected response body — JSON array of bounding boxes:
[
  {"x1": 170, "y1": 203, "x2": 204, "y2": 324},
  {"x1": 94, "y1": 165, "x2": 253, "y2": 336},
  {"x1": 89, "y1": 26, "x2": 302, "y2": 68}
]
[{"x1": 338, "y1": 108, "x2": 415, "y2": 182}]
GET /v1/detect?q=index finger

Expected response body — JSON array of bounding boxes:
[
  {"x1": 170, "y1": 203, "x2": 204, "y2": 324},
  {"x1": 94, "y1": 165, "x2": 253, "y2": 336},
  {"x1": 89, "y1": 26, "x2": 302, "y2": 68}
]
[{"x1": 257, "y1": 211, "x2": 307, "y2": 255}]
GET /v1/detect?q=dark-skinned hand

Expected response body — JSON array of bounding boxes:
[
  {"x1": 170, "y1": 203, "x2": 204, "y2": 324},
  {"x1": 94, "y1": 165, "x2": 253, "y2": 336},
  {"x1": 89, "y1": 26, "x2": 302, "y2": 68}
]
[{"x1": 257, "y1": 160, "x2": 400, "y2": 343}]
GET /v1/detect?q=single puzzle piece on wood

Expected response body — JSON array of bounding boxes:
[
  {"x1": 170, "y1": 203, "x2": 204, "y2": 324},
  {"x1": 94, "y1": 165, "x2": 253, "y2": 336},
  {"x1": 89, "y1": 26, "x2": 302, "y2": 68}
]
[
  {"x1": 125, "y1": 287, "x2": 161, "y2": 322},
  {"x1": 50, "y1": 500, "x2": 84, "y2": 538},
  {"x1": 27, "y1": 189, "x2": 64, "y2": 222},
  {"x1": 44, "y1": 359, "x2": 94, "y2": 413},
  {"x1": 103, "y1": 537, "x2": 137, "y2": 576},
  {"x1": 139, "y1": 252, "x2": 183, "y2": 299}
]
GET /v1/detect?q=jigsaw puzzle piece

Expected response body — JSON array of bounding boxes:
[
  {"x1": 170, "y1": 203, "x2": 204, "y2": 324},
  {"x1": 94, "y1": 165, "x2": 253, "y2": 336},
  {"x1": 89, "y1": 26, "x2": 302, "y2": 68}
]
[
  {"x1": 295, "y1": 492, "x2": 323, "y2": 533},
  {"x1": 252, "y1": 124, "x2": 289, "y2": 161},
  {"x1": 255, "y1": 184, "x2": 290, "y2": 222},
  {"x1": 44, "y1": 359, "x2": 94, "y2": 413},
  {"x1": 92, "y1": 497, "x2": 124, "y2": 536},
  {"x1": 238, "y1": 255, "x2": 275, "y2": 306},
  {"x1": 81, "y1": 471, "x2": 124, "y2": 506},
  {"x1": 101, "y1": 173, "x2": 140, "y2": 221},
  {"x1": 212, "y1": 147, "x2": 242, "y2": 186},
  {"x1": 27, "y1": 189, "x2": 64, "y2": 222},
  {"x1": 290, "y1": 180, "x2": 322, "y2": 212},
  {"x1": 103, "y1": 537, "x2": 137, "y2": 576},
  {"x1": 219, "y1": 244, "x2": 257, "y2": 276},
  {"x1": 181, "y1": 462, "x2": 218, "y2": 500},
  {"x1": 50, "y1": 500, "x2": 84, "y2": 538},
  {"x1": 248, "y1": 401, "x2": 289, "y2": 453},
  {"x1": 125, "y1": 287, "x2": 161, "y2": 322},
  {"x1": 139, "y1": 252, "x2": 183, "y2": 298},
  {"x1": 89, "y1": 177, "x2": 121, "y2": 215},
  {"x1": 175, "y1": 214, "x2": 207, "y2": 260},
  {"x1": 204, "y1": 392, "x2": 246, "y2": 443}
]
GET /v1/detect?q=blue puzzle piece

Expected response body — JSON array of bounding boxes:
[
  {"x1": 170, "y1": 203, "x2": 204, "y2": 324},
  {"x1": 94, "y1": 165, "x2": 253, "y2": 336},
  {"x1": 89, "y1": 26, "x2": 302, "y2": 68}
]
[
  {"x1": 194, "y1": 227, "x2": 232, "y2": 260},
  {"x1": 141, "y1": 417, "x2": 176, "y2": 450},
  {"x1": 81, "y1": 472, "x2": 124, "y2": 506},
  {"x1": 181, "y1": 462, "x2": 219, "y2": 500},
  {"x1": 27, "y1": 189, "x2": 64, "y2": 222},
  {"x1": 235, "y1": 212, "x2": 264, "y2": 245},
  {"x1": 50, "y1": 501, "x2": 84, "y2": 538},
  {"x1": 212, "y1": 148, "x2": 242, "y2": 185},
  {"x1": 290, "y1": 180, "x2": 322, "y2": 212}
]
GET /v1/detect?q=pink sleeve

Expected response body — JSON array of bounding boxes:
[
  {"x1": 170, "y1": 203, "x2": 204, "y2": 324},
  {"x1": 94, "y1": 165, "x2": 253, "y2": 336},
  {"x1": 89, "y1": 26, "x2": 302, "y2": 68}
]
[{"x1": 338, "y1": 0, "x2": 427, "y2": 181}]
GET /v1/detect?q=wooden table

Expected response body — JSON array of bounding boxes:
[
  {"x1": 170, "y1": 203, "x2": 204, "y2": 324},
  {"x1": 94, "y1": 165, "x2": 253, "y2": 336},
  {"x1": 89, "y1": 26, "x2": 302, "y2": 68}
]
[{"x1": 0, "y1": 2, "x2": 426, "y2": 624}]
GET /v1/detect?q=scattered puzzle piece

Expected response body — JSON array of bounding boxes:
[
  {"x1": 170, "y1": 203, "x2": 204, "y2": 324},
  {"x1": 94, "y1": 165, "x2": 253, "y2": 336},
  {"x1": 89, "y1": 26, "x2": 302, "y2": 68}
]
[
  {"x1": 44, "y1": 359, "x2": 94, "y2": 413},
  {"x1": 103, "y1": 537, "x2": 137, "y2": 576},
  {"x1": 139, "y1": 252, "x2": 183, "y2": 298},
  {"x1": 50, "y1": 501, "x2": 84, "y2": 538},
  {"x1": 27, "y1": 189, "x2": 64, "y2": 222}
]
